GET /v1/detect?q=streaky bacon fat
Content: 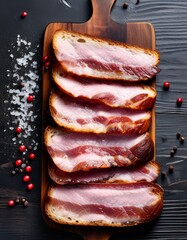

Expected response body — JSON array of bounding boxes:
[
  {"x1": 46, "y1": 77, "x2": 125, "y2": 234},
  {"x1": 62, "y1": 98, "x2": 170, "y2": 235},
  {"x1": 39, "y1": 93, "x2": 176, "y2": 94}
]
[
  {"x1": 50, "y1": 91, "x2": 152, "y2": 134},
  {"x1": 52, "y1": 65, "x2": 157, "y2": 110},
  {"x1": 48, "y1": 160, "x2": 160, "y2": 185},
  {"x1": 44, "y1": 126, "x2": 154, "y2": 172},
  {"x1": 45, "y1": 182, "x2": 163, "y2": 226},
  {"x1": 53, "y1": 30, "x2": 160, "y2": 82}
]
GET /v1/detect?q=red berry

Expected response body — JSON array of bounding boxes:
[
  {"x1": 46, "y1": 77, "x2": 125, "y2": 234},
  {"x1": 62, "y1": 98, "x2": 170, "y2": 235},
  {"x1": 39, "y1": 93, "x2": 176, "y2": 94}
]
[
  {"x1": 177, "y1": 97, "x2": 183, "y2": 106},
  {"x1": 8, "y1": 200, "x2": 15, "y2": 207},
  {"x1": 44, "y1": 61, "x2": 50, "y2": 67},
  {"x1": 15, "y1": 127, "x2": 22, "y2": 134},
  {"x1": 29, "y1": 153, "x2": 35, "y2": 159},
  {"x1": 42, "y1": 55, "x2": 49, "y2": 62},
  {"x1": 27, "y1": 183, "x2": 34, "y2": 190},
  {"x1": 163, "y1": 81, "x2": 170, "y2": 90},
  {"x1": 23, "y1": 175, "x2": 30, "y2": 182},
  {"x1": 15, "y1": 159, "x2": 22, "y2": 166},
  {"x1": 19, "y1": 145, "x2": 26, "y2": 152},
  {"x1": 21, "y1": 11, "x2": 28, "y2": 18},
  {"x1": 27, "y1": 95, "x2": 34, "y2": 103},
  {"x1": 25, "y1": 165, "x2": 32, "y2": 173}
]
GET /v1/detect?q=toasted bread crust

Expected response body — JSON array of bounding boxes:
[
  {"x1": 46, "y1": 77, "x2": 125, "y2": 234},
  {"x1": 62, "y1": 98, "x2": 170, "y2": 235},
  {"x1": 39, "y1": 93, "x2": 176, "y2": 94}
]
[
  {"x1": 45, "y1": 183, "x2": 163, "y2": 227},
  {"x1": 53, "y1": 30, "x2": 160, "y2": 82},
  {"x1": 53, "y1": 29, "x2": 160, "y2": 65}
]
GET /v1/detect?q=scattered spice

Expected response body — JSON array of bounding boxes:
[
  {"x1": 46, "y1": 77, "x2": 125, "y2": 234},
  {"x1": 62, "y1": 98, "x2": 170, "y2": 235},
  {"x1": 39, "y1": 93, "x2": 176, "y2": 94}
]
[
  {"x1": 21, "y1": 12, "x2": 28, "y2": 18},
  {"x1": 8, "y1": 200, "x2": 15, "y2": 207},
  {"x1": 136, "y1": 0, "x2": 140, "y2": 4},
  {"x1": 23, "y1": 175, "x2": 30, "y2": 182},
  {"x1": 11, "y1": 170, "x2": 16, "y2": 175},
  {"x1": 27, "y1": 95, "x2": 34, "y2": 103},
  {"x1": 180, "y1": 136, "x2": 185, "y2": 144},
  {"x1": 170, "y1": 149, "x2": 175, "y2": 157},
  {"x1": 29, "y1": 153, "x2": 35, "y2": 160},
  {"x1": 5, "y1": 35, "x2": 40, "y2": 149},
  {"x1": 25, "y1": 165, "x2": 32, "y2": 173},
  {"x1": 27, "y1": 183, "x2": 34, "y2": 190},
  {"x1": 173, "y1": 146, "x2": 177, "y2": 153},
  {"x1": 21, "y1": 198, "x2": 26, "y2": 203},
  {"x1": 44, "y1": 61, "x2": 50, "y2": 68},
  {"x1": 42, "y1": 55, "x2": 49, "y2": 62},
  {"x1": 15, "y1": 198, "x2": 20, "y2": 204},
  {"x1": 122, "y1": 2, "x2": 128, "y2": 9},
  {"x1": 28, "y1": 146, "x2": 33, "y2": 150},
  {"x1": 161, "y1": 171, "x2": 166, "y2": 179},
  {"x1": 15, "y1": 159, "x2": 22, "y2": 166},
  {"x1": 19, "y1": 82, "x2": 25, "y2": 88},
  {"x1": 15, "y1": 127, "x2": 22, "y2": 134},
  {"x1": 21, "y1": 163, "x2": 27, "y2": 169},
  {"x1": 168, "y1": 165, "x2": 174, "y2": 173},
  {"x1": 163, "y1": 81, "x2": 170, "y2": 90},
  {"x1": 176, "y1": 132, "x2": 181, "y2": 139},
  {"x1": 176, "y1": 97, "x2": 183, "y2": 106},
  {"x1": 24, "y1": 201, "x2": 29, "y2": 207},
  {"x1": 19, "y1": 145, "x2": 26, "y2": 152}
]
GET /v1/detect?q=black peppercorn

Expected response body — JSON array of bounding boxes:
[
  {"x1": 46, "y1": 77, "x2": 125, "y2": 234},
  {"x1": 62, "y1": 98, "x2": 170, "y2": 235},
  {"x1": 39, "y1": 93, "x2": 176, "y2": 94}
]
[
  {"x1": 19, "y1": 82, "x2": 25, "y2": 88},
  {"x1": 176, "y1": 132, "x2": 181, "y2": 139},
  {"x1": 168, "y1": 165, "x2": 174, "y2": 173},
  {"x1": 15, "y1": 198, "x2": 20, "y2": 204},
  {"x1": 15, "y1": 168, "x2": 19, "y2": 172},
  {"x1": 23, "y1": 200, "x2": 29, "y2": 207},
  {"x1": 173, "y1": 146, "x2": 177, "y2": 153},
  {"x1": 21, "y1": 198, "x2": 26, "y2": 203},
  {"x1": 161, "y1": 171, "x2": 166, "y2": 179},
  {"x1": 136, "y1": 0, "x2": 140, "y2": 4},
  {"x1": 180, "y1": 136, "x2": 185, "y2": 144},
  {"x1": 170, "y1": 149, "x2": 175, "y2": 157},
  {"x1": 122, "y1": 2, "x2": 128, "y2": 9},
  {"x1": 28, "y1": 146, "x2": 33, "y2": 150}
]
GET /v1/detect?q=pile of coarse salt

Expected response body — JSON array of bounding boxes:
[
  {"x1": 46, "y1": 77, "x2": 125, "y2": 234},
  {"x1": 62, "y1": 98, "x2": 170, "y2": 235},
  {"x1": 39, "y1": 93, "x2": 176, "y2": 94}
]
[{"x1": 4, "y1": 35, "x2": 40, "y2": 150}]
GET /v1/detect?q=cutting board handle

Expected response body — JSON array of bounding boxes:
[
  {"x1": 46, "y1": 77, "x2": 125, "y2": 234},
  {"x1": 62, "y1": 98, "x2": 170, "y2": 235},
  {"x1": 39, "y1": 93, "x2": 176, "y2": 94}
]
[
  {"x1": 89, "y1": 0, "x2": 115, "y2": 25},
  {"x1": 83, "y1": 231, "x2": 110, "y2": 240}
]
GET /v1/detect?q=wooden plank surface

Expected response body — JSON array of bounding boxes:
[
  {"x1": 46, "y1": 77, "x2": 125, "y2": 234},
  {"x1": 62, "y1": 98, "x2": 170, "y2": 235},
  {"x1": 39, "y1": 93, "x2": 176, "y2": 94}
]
[{"x1": 42, "y1": 0, "x2": 157, "y2": 239}]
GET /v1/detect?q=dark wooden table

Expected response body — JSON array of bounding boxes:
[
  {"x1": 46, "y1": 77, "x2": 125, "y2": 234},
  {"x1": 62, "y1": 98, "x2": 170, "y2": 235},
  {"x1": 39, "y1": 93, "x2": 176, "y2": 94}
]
[{"x1": 0, "y1": 0, "x2": 187, "y2": 239}]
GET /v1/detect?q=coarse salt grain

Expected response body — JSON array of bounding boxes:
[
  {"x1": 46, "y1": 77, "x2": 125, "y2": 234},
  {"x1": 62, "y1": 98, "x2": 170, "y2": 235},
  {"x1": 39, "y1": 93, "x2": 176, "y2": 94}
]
[{"x1": 4, "y1": 35, "x2": 40, "y2": 148}]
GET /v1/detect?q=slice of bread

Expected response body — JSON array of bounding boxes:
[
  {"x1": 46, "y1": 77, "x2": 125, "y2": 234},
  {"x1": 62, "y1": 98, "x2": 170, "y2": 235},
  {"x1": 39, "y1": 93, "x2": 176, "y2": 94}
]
[
  {"x1": 45, "y1": 182, "x2": 163, "y2": 227},
  {"x1": 53, "y1": 30, "x2": 160, "y2": 81}
]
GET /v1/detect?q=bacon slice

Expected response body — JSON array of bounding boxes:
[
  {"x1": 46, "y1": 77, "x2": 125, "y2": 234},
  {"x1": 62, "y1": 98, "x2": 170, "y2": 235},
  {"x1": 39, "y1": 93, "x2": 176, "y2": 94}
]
[
  {"x1": 50, "y1": 91, "x2": 152, "y2": 134},
  {"x1": 53, "y1": 30, "x2": 160, "y2": 82},
  {"x1": 52, "y1": 65, "x2": 157, "y2": 110},
  {"x1": 45, "y1": 182, "x2": 163, "y2": 226},
  {"x1": 48, "y1": 160, "x2": 160, "y2": 185},
  {"x1": 44, "y1": 126, "x2": 154, "y2": 172}
]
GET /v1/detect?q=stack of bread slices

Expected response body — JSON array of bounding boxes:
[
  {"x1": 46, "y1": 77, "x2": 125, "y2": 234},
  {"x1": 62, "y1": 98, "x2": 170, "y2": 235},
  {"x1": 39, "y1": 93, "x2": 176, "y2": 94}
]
[{"x1": 44, "y1": 30, "x2": 163, "y2": 227}]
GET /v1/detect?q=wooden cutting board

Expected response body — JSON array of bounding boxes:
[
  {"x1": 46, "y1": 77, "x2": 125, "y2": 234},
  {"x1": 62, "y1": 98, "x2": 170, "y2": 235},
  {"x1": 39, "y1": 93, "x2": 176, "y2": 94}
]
[{"x1": 42, "y1": 0, "x2": 157, "y2": 239}]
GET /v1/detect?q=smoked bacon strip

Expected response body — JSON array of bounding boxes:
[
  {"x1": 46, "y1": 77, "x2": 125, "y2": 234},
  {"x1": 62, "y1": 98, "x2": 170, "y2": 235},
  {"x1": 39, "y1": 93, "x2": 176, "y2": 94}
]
[
  {"x1": 53, "y1": 30, "x2": 160, "y2": 82},
  {"x1": 45, "y1": 182, "x2": 163, "y2": 227},
  {"x1": 48, "y1": 160, "x2": 160, "y2": 185},
  {"x1": 44, "y1": 126, "x2": 154, "y2": 173},
  {"x1": 52, "y1": 64, "x2": 157, "y2": 110},
  {"x1": 49, "y1": 91, "x2": 152, "y2": 134}
]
